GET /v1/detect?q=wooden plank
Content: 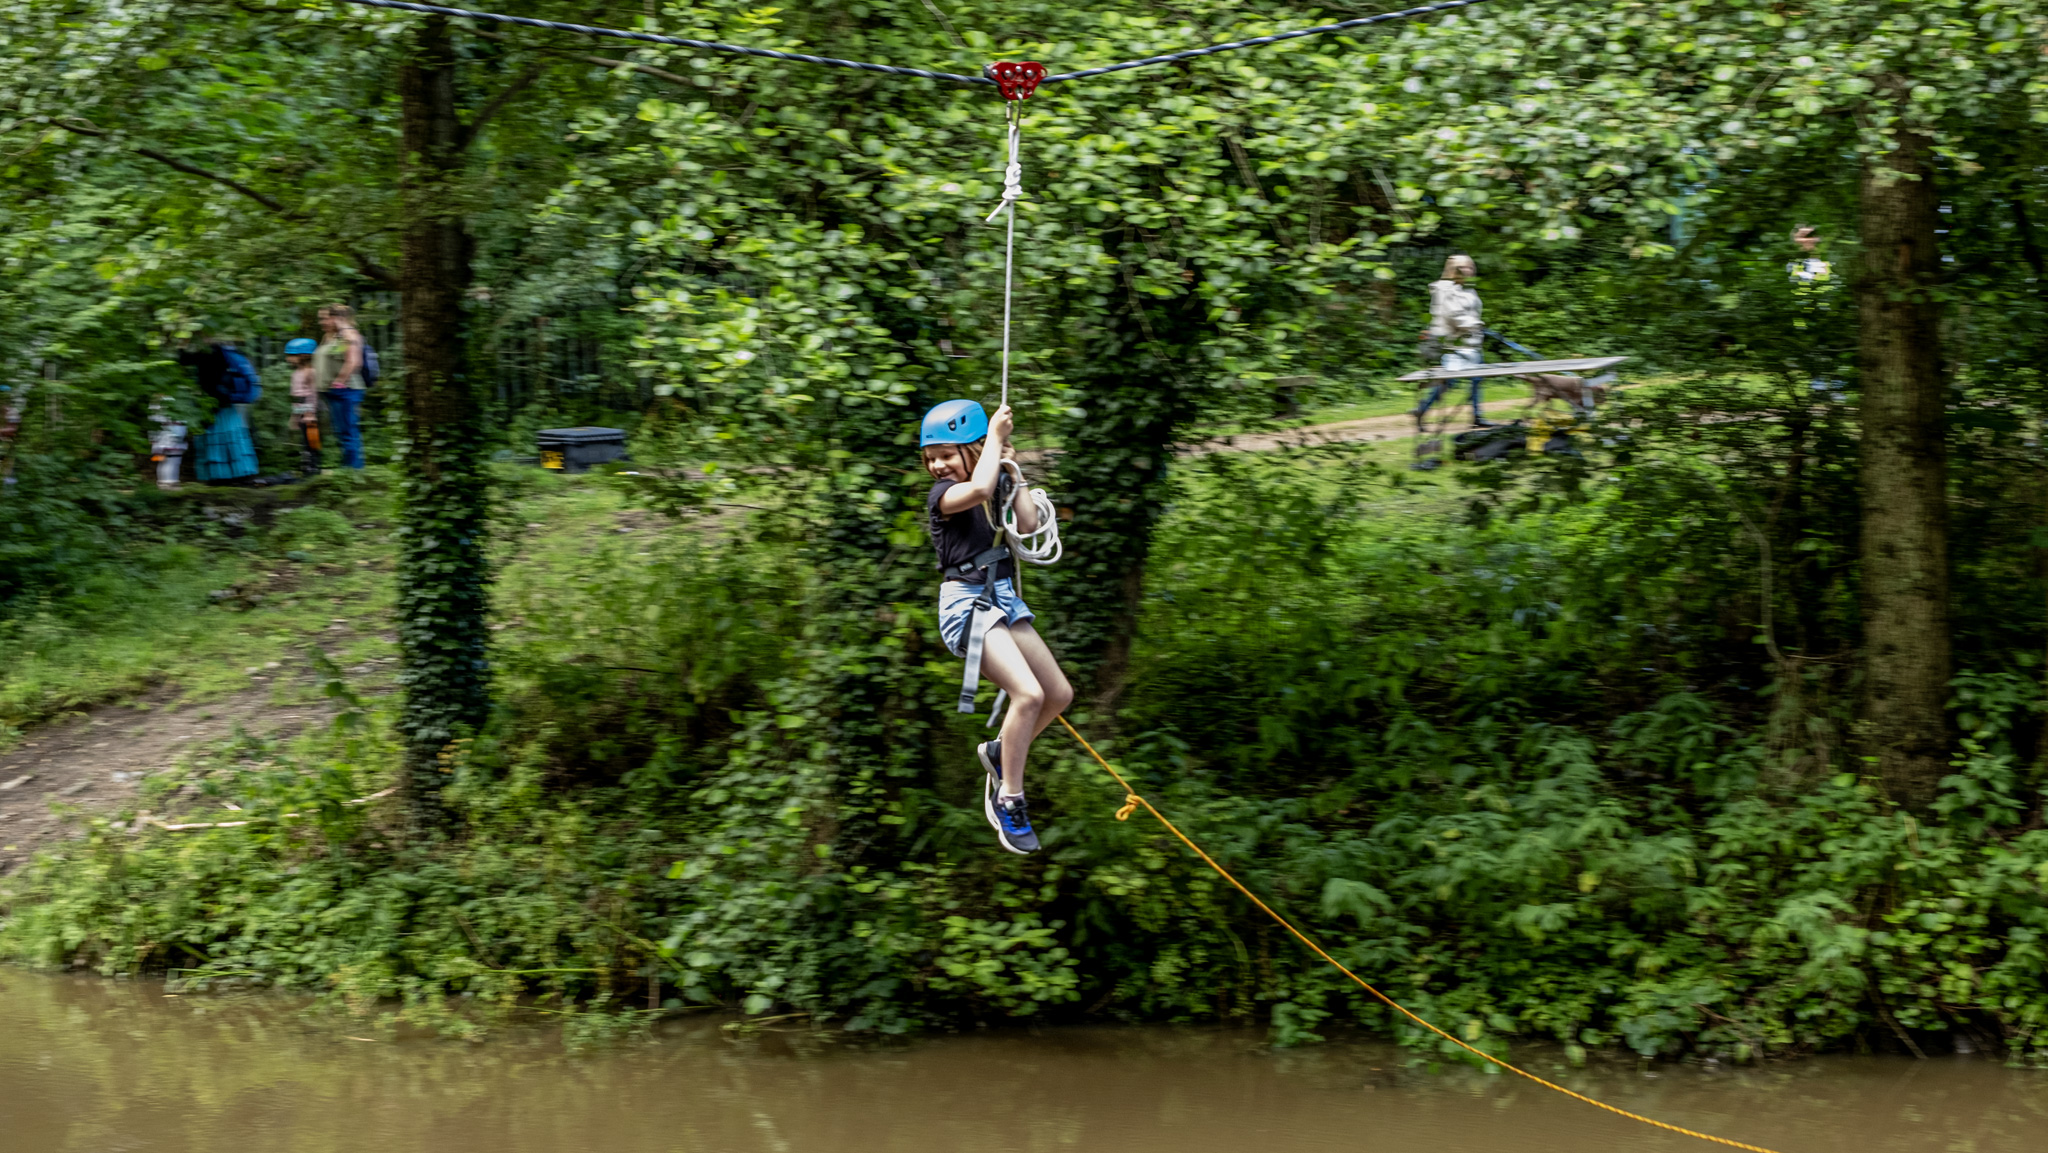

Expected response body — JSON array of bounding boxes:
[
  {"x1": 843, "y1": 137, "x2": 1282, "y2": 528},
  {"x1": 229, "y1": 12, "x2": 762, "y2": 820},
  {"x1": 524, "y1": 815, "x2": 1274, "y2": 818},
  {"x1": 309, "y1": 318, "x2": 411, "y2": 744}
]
[{"x1": 1396, "y1": 356, "x2": 1631, "y2": 382}]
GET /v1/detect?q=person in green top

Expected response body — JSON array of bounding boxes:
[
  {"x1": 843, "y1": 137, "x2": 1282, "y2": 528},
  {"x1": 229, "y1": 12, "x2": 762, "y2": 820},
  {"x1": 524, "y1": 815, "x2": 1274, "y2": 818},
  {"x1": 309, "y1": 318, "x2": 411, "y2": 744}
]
[{"x1": 314, "y1": 303, "x2": 367, "y2": 469}]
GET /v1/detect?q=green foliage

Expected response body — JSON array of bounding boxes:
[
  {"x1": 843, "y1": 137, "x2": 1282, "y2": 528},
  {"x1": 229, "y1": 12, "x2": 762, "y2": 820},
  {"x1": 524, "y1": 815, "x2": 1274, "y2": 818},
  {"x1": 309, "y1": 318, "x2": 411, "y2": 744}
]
[
  {"x1": 7, "y1": 460, "x2": 2048, "y2": 1063},
  {"x1": 268, "y1": 506, "x2": 358, "y2": 555},
  {"x1": 0, "y1": 473, "x2": 399, "y2": 735},
  {"x1": 10, "y1": 0, "x2": 2048, "y2": 1068}
]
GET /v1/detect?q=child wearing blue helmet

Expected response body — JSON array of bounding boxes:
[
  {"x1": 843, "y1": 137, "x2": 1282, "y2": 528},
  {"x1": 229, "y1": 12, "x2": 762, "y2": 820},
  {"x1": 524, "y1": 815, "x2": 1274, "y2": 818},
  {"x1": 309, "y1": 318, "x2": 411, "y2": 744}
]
[
  {"x1": 922, "y1": 399, "x2": 1074, "y2": 855},
  {"x1": 285, "y1": 337, "x2": 320, "y2": 474}
]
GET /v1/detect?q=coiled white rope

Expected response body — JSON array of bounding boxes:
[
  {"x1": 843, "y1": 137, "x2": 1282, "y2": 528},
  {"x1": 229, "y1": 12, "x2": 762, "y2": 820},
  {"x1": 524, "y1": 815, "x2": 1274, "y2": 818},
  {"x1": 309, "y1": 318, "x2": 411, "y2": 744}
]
[
  {"x1": 998, "y1": 458, "x2": 1061, "y2": 566},
  {"x1": 984, "y1": 456, "x2": 1060, "y2": 728}
]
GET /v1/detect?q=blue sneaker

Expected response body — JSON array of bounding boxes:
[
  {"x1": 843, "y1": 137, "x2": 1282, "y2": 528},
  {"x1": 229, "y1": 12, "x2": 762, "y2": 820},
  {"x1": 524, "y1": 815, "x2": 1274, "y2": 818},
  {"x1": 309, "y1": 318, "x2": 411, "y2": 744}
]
[{"x1": 992, "y1": 792, "x2": 1040, "y2": 855}]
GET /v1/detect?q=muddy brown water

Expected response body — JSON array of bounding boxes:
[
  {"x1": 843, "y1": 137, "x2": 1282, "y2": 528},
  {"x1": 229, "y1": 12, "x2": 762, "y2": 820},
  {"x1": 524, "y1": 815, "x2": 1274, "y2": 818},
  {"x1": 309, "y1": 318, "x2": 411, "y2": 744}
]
[{"x1": 2, "y1": 972, "x2": 2043, "y2": 1153}]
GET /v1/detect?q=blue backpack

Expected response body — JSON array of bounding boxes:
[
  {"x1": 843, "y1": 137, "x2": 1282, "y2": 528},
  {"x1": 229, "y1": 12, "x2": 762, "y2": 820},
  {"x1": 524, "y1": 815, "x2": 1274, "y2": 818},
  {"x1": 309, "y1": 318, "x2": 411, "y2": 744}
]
[
  {"x1": 221, "y1": 346, "x2": 263, "y2": 404},
  {"x1": 360, "y1": 342, "x2": 381, "y2": 387}
]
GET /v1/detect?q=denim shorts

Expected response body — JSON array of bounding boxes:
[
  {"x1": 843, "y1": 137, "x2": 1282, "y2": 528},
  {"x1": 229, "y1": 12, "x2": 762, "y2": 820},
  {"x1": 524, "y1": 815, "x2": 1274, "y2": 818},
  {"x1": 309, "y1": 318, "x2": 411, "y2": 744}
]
[{"x1": 939, "y1": 578, "x2": 1034, "y2": 658}]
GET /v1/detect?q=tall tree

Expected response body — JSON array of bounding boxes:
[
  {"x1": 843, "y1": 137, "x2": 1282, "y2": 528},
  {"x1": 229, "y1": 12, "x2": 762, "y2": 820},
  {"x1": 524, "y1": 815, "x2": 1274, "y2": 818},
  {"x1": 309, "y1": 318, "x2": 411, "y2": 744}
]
[
  {"x1": 394, "y1": 13, "x2": 490, "y2": 817},
  {"x1": 1855, "y1": 117, "x2": 1949, "y2": 806}
]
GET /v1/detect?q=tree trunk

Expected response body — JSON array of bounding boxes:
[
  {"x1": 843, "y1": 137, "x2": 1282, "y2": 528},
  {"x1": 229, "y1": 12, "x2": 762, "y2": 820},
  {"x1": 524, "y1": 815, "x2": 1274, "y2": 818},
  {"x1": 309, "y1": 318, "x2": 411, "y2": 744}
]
[
  {"x1": 396, "y1": 15, "x2": 488, "y2": 823},
  {"x1": 1855, "y1": 123, "x2": 1950, "y2": 809},
  {"x1": 1052, "y1": 285, "x2": 1200, "y2": 704}
]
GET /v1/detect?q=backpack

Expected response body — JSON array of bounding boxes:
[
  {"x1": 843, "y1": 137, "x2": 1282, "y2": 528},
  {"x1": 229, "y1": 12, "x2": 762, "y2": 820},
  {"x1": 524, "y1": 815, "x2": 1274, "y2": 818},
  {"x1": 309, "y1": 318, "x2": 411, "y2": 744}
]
[
  {"x1": 221, "y1": 346, "x2": 263, "y2": 405},
  {"x1": 359, "y1": 343, "x2": 381, "y2": 387}
]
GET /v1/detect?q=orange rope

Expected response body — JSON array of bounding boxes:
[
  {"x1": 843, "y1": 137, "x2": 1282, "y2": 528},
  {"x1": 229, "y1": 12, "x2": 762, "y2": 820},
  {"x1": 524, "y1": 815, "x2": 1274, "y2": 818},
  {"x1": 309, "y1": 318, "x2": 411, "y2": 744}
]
[{"x1": 1055, "y1": 715, "x2": 1787, "y2": 1153}]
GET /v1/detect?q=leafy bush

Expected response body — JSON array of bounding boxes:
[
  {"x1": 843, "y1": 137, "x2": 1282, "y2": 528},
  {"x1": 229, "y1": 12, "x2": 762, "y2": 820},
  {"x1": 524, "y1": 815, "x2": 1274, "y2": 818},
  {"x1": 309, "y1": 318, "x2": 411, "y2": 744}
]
[{"x1": 8, "y1": 450, "x2": 2047, "y2": 1064}]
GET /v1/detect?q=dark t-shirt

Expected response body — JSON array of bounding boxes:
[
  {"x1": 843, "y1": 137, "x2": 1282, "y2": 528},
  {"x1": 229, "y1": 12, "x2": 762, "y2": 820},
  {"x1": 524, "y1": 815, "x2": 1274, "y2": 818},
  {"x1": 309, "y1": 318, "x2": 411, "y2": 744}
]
[
  {"x1": 178, "y1": 346, "x2": 234, "y2": 409},
  {"x1": 927, "y1": 480, "x2": 1013, "y2": 582}
]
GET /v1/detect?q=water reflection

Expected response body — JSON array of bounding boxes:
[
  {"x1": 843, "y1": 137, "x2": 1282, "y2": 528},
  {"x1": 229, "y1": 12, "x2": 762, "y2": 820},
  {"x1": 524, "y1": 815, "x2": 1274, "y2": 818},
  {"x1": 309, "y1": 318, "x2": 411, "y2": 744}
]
[{"x1": 1, "y1": 971, "x2": 2043, "y2": 1152}]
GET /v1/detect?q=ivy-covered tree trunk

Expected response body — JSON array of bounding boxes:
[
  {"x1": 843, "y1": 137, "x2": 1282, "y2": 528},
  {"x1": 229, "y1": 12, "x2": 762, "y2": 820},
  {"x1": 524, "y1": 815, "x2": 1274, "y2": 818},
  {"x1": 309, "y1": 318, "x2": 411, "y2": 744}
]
[
  {"x1": 1053, "y1": 291, "x2": 1201, "y2": 702},
  {"x1": 1855, "y1": 120, "x2": 1951, "y2": 809},
  {"x1": 396, "y1": 15, "x2": 489, "y2": 821}
]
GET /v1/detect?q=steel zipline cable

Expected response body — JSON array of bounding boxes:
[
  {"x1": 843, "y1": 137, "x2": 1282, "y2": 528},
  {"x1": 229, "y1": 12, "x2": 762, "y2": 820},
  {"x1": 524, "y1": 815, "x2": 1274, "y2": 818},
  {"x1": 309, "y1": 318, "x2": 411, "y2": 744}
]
[{"x1": 333, "y1": 0, "x2": 1494, "y2": 87}]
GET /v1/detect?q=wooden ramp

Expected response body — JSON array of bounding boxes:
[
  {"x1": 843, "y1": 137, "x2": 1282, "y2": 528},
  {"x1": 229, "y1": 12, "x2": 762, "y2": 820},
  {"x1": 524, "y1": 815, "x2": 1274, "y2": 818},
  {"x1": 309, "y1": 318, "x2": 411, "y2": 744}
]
[{"x1": 1397, "y1": 356, "x2": 1630, "y2": 383}]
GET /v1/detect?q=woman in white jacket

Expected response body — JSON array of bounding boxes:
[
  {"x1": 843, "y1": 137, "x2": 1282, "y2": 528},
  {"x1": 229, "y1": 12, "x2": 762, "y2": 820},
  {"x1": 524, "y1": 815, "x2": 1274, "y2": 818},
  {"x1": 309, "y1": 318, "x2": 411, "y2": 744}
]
[{"x1": 1417, "y1": 255, "x2": 1496, "y2": 428}]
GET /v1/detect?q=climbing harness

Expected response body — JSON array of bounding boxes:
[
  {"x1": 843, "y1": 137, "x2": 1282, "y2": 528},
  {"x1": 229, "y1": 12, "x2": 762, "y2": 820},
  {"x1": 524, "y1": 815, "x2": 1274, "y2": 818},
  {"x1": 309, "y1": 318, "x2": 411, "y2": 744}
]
[
  {"x1": 949, "y1": 458, "x2": 1062, "y2": 721},
  {"x1": 951, "y1": 541, "x2": 1012, "y2": 715},
  {"x1": 1056, "y1": 716, "x2": 1790, "y2": 1153}
]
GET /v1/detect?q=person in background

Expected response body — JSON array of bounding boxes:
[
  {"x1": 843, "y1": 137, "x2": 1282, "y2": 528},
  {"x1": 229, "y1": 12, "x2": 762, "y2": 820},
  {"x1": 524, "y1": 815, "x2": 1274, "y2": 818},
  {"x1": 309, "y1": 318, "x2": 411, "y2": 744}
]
[
  {"x1": 1788, "y1": 226, "x2": 1847, "y2": 404},
  {"x1": 1789, "y1": 224, "x2": 1831, "y2": 284},
  {"x1": 1, "y1": 383, "x2": 26, "y2": 487},
  {"x1": 285, "y1": 336, "x2": 322, "y2": 474},
  {"x1": 148, "y1": 394, "x2": 190, "y2": 490},
  {"x1": 1416, "y1": 254, "x2": 1496, "y2": 429},
  {"x1": 177, "y1": 333, "x2": 261, "y2": 484},
  {"x1": 314, "y1": 304, "x2": 367, "y2": 470}
]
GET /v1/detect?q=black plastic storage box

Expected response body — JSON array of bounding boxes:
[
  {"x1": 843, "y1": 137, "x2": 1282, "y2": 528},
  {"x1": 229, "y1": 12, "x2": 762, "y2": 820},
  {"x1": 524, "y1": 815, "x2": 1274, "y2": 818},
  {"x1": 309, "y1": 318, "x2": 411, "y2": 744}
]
[{"x1": 537, "y1": 427, "x2": 628, "y2": 473}]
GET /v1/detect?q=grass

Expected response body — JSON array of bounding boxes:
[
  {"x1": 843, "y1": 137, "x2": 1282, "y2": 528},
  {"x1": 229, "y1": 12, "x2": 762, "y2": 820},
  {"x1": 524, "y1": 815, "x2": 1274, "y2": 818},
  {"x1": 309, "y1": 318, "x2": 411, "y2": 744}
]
[
  {"x1": 0, "y1": 426, "x2": 1508, "y2": 753},
  {"x1": 0, "y1": 465, "x2": 686, "y2": 748},
  {"x1": 1184, "y1": 372, "x2": 1694, "y2": 444},
  {"x1": 0, "y1": 474, "x2": 397, "y2": 743}
]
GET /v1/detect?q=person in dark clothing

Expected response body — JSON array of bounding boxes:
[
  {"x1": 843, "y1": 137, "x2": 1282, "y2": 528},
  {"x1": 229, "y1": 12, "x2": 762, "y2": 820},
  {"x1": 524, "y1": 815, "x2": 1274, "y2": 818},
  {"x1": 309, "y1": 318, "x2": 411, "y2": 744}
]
[
  {"x1": 921, "y1": 398, "x2": 1074, "y2": 855},
  {"x1": 177, "y1": 336, "x2": 260, "y2": 482}
]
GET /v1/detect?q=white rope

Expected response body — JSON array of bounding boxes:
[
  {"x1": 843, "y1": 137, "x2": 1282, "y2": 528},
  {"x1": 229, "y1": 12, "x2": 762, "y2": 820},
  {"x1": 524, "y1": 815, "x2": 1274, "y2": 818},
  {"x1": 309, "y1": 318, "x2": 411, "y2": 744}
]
[
  {"x1": 997, "y1": 458, "x2": 1061, "y2": 566},
  {"x1": 984, "y1": 456, "x2": 1060, "y2": 731},
  {"x1": 974, "y1": 109, "x2": 1047, "y2": 733},
  {"x1": 984, "y1": 103, "x2": 1023, "y2": 409}
]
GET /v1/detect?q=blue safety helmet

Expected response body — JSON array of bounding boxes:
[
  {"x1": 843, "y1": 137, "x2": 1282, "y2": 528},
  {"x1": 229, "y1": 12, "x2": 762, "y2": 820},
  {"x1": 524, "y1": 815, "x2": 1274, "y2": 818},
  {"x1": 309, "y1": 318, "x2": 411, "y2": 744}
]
[
  {"x1": 920, "y1": 399, "x2": 988, "y2": 448},
  {"x1": 284, "y1": 337, "x2": 318, "y2": 355}
]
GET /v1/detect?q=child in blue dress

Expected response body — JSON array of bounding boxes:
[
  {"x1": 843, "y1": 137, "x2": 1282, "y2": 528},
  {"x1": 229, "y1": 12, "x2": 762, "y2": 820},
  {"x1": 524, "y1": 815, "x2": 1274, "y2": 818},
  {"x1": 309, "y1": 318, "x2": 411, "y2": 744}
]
[{"x1": 921, "y1": 399, "x2": 1074, "y2": 854}]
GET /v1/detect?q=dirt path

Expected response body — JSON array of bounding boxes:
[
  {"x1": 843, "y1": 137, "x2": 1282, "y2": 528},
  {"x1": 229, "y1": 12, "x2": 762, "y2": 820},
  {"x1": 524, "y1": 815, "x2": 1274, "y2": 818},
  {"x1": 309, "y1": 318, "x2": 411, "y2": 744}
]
[
  {"x1": 1017, "y1": 398, "x2": 1534, "y2": 468},
  {"x1": 0, "y1": 686, "x2": 334, "y2": 874},
  {"x1": 1180, "y1": 399, "x2": 1541, "y2": 456},
  {"x1": 0, "y1": 397, "x2": 1548, "y2": 873},
  {"x1": 1180, "y1": 411, "x2": 1418, "y2": 456}
]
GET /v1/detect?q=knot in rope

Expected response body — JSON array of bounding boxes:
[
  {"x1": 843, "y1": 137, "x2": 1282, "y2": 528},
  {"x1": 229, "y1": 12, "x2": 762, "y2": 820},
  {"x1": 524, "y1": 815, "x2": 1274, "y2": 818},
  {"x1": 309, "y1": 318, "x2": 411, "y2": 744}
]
[
  {"x1": 984, "y1": 102, "x2": 1025, "y2": 408},
  {"x1": 984, "y1": 112, "x2": 1024, "y2": 225},
  {"x1": 1115, "y1": 793, "x2": 1140, "y2": 821}
]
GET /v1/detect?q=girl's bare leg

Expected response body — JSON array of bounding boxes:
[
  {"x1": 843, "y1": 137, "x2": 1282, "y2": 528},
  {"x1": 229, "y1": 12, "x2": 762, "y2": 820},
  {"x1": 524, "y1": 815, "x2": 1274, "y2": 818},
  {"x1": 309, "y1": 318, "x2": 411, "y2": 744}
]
[
  {"x1": 1005, "y1": 622, "x2": 1074, "y2": 740},
  {"x1": 977, "y1": 626, "x2": 1040, "y2": 795},
  {"x1": 976, "y1": 622, "x2": 1074, "y2": 795}
]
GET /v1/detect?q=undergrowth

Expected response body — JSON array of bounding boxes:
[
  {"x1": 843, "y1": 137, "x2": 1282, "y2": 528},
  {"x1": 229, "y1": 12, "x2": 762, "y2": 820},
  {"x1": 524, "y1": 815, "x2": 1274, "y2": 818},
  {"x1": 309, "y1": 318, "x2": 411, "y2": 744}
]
[
  {"x1": 0, "y1": 471, "x2": 401, "y2": 741},
  {"x1": 3, "y1": 447, "x2": 2047, "y2": 1064}
]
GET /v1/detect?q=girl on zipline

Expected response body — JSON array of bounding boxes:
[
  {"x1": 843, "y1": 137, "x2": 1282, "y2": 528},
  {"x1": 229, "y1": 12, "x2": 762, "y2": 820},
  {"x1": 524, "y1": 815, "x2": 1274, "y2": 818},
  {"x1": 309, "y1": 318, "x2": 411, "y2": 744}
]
[{"x1": 922, "y1": 399, "x2": 1074, "y2": 855}]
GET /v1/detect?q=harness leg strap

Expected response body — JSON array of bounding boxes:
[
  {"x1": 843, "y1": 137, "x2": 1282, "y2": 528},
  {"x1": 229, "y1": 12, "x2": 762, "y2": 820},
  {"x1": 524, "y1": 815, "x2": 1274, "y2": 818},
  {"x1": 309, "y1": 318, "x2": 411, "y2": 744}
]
[{"x1": 958, "y1": 599, "x2": 1001, "y2": 713}]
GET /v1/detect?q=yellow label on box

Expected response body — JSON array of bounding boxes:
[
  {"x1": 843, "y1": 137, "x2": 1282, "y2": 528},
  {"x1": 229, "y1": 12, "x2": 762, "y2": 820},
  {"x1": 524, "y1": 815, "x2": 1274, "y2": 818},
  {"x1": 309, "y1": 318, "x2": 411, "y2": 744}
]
[{"x1": 541, "y1": 450, "x2": 564, "y2": 470}]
